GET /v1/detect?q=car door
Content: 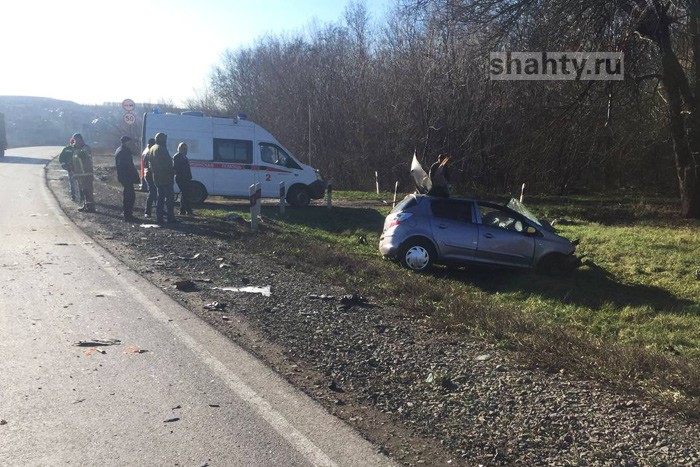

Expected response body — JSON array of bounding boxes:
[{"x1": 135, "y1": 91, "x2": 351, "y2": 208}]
[
  {"x1": 475, "y1": 202, "x2": 536, "y2": 267},
  {"x1": 429, "y1": 199, "x2": 478, "y2": 261}
]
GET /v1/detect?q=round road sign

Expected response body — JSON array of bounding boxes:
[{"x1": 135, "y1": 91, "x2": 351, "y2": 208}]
[
  {"x1": 122, "y1": 99, "x2": 136, "y2": 112},
  {"x1": 123, "y1": 112, "x2": 136, "y2": 125}
]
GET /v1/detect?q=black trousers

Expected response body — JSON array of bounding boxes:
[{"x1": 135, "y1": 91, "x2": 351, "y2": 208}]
[
  {"x1": 122, "y1": 183, "x2": 136, "y2": 219},
  {"x1": 176, "y1": 177, "x2": 192, "y2": 214}
]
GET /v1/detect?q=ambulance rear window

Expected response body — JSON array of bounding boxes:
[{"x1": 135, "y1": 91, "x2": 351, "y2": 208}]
[{"x1": 215, "y1": 138, "x2": 252, "y2": 164}]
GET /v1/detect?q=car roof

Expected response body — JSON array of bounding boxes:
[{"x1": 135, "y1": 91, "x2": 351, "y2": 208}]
[{"x1": 411, "y1": 193, "x2": 493, "y2": 204}]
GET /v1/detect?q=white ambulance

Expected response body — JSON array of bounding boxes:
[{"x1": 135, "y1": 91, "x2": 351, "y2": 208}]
[{"x1": 141, "y1": 111, "x2": 325, "y2": 206}]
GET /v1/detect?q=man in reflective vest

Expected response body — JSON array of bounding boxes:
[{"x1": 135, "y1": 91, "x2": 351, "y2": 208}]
[{"x1": 71, "y1": 133, "x2": 95, "y2": 212}]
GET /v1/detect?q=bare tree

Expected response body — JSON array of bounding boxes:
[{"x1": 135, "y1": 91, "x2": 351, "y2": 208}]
[{"x1": 410, "y1": 0, "x2": 699, "y2": 216}]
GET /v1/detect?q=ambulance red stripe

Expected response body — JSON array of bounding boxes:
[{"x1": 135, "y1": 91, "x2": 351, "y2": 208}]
[{"x1": 189, "y1": 161, "x2": 291, "y2": 174}]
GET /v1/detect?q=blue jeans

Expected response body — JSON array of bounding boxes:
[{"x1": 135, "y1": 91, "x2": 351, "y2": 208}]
[{"x1": 156, "y1": 183, "x2": 175, "y2": 222}]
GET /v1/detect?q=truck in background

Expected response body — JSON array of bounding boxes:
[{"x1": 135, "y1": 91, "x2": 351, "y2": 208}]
[
  {"x1": 142, "y1": 111, "x2": 325, "y2": 206},
  {"x1": 0, "y1": 112, "x2": 6, "y2": 157}
]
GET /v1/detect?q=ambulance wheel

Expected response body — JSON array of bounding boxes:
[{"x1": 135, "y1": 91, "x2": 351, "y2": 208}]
[
  {"x1": 187, "y1": 182, "x2": 208, "y2": 205},
  {"x1": 287, "y1": 185, "x2": 310, "y2": 207}
]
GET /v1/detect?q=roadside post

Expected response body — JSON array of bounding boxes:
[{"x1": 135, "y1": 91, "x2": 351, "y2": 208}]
[
  {"x1": 249, "y1": 183, "x2": 261, "y2": 231},
  {"x1": 326, "y1": 180, "x2": 333, "y2": 210},
  {"x1": 255, "y1": 183, "x2": 261, "y2": 225},
  {"x1": 122, "y1": 98, "x2": 136, "y2": 129},
  {"x1": 279, "y1": 181, "x2": 285, "y2": 214},
  {"x1": 520, "y1": 183, "x2": 526, "y2": 203},
  {"x1": 375, "y1": 171, "x2": 380, "y2": 195},
  {"x1": 392, "y1": 181, "x2": 399, "y2": 208}
]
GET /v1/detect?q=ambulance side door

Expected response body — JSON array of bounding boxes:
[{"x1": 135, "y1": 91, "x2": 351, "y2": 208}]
[{"x1": 213, "y1": 138, "x2": 254, "y2": 197}]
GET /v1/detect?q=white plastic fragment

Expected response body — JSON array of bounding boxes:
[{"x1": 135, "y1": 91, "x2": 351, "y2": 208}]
[{"x1": 213, "y1": 285, "x2": 271, "y2": 297}]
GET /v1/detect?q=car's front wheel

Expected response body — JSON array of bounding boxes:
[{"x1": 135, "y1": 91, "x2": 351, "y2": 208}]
[
  {"x1": 400, "y1": 239, "x2": 436, "y2": 272},
  {"x1": 536, "y1": 253, "x2": 575, "y2": 275}
]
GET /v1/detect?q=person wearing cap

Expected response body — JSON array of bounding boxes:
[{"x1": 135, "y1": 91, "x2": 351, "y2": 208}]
[
  {"x1": 141, "y1": 138, "x2": 157, "y2": 217},
  {"x1": 115, "y1": 136, "x2": 140, "y2": 222},
  {"x1": 58, "y1": 137, "x2": 79, "y2": 202},
  {"x1": 146, "y1": 132, "x2": 176, "y2": 223},
  {"x1": 70, "y1": 133, "x2": 95, "y2": 212}
]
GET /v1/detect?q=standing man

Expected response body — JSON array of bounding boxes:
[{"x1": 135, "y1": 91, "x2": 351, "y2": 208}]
[
  {"x1": 58, "y1": 137, "x2": 79, "y2": 201},
  {"x1": 71, "y1": 133, "x2": 95, "y2": 212},
  {"x1": 142, "y1": 138, "x2": 157, "y2": 217},
  {"x1": 147, "y1": 132, "x2": 176, "y2": 224},
  {"x1": 115, "y1": 136, "x2": 140, "y2": 222},
  {"x1": 428, "y1": 153, "x2": 451, "y2": 198},
  {"x1": 173, "y1": 142, "x2": 194, "y2": 216}
]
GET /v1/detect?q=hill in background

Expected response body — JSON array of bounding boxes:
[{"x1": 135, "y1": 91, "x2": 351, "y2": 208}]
[{"x1": 0, "y1": 96, "x2": 174, "y2": 151}]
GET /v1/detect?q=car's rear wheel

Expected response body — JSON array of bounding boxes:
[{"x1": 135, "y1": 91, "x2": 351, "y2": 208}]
[
  {"x1": 187, "y1": 181, "x2": 208, "y2": 205},
  {"x1": 400, "y1": 239, "x2": 436, "y2": 272}
]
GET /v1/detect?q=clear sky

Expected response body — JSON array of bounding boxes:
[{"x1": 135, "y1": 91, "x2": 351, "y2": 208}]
[{"x1": 1, "y1": 0, "x2": 392, "y2": 106}]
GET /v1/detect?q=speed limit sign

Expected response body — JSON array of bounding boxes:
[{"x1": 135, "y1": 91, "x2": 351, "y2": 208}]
[{"x1": 123, "y1": 112, "x2": 136, "y2": 125}]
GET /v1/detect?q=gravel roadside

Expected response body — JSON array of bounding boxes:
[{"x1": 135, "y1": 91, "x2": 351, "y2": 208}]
[{"x1": 46, "y1": 155, "x2": 700, "y2": 466}]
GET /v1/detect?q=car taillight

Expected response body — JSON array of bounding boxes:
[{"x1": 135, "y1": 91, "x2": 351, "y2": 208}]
[{"x1": 386, "y1": 212, "x2": 413, "y2": 229}]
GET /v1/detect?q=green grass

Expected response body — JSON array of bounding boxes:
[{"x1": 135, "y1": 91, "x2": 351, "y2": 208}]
[{"x1": 197, "y1": 191, "x2": 700, "y2": 415}]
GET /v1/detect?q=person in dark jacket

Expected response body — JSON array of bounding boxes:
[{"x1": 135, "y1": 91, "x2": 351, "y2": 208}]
[
  {"x1": 142, "y1": 138, "x2": 157, "y2": 217},
  {"x1": 115, "y1": 136, "x2": 140, "y2": 222},
  {"x1": 428, "y1": 153, "x2": 451, "y2": 198},
  {"x1": 147, "y1": 132, "x2": 176, "y2": 224},
  {"x1": 173, "y1": 142, "x2": 194, "y2": 216}
]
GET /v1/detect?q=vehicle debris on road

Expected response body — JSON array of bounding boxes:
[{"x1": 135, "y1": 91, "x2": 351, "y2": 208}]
[
  {"x1": 203, "y1": 301, "x2": 227, "y2": 311},
  {"x1": 309, "y1": 294, "x2": 335, "y2": 301},
  {"x1": 213, "y1": 285, "x2": 271, "y2": 297},
  {"x1": 73, "y1": 338, "x2": 121, "y2": 347}
]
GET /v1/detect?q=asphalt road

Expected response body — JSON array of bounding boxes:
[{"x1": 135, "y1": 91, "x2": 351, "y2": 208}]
[{"x1": 0, "y1": 147, "x2": 393, "y2": 466}]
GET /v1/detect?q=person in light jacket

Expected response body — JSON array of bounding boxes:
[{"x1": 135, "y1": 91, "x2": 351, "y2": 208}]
[
  {"x1": 147, "y1": 132, "x2": 176, "y2": 223},
  {"x1": 142, "y1": 138, "x2": 156, "y2": 217}
]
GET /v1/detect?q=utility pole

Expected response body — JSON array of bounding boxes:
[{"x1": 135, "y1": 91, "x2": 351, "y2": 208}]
[{"x1": 308, "y1": 104, "x2": 312, "y2": 166}]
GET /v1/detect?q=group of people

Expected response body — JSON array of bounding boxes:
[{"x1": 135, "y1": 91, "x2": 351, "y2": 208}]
[
  {"x1": 137, "y1": 132, "x2": 194, "y2": 223},
  {"x1": 59, "y1": 131, "x2": 194, "y2": 224}
]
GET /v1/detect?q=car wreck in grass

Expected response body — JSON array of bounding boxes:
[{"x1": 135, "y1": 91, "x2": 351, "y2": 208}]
[{"x1": 379, "y1": 194, "x2": 581, "y2": 274}]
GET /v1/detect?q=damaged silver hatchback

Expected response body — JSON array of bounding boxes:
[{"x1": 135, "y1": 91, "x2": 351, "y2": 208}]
[{"x1": 379, "y1": 194, "x2": 580, "y2": 273}]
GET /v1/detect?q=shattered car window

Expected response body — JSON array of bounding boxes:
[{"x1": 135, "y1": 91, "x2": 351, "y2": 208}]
[
  {"x1": 506, "y1": 198, "x2": 556, "y2": 233},
  {"x1": 479, "y1": 205, "x2": 524, "y2": 232},
  {"x1": 506, "y1": 198, "x2": 541, "y2": 226}
]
